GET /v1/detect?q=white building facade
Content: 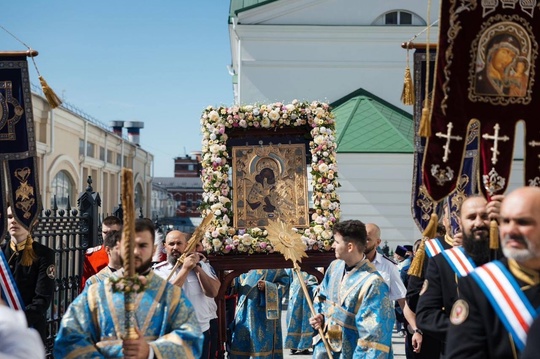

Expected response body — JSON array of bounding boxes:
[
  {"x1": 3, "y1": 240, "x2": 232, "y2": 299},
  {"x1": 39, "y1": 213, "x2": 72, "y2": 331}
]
[{"x1": 227, "y1": 0, "x2": 524, "y2": 246}]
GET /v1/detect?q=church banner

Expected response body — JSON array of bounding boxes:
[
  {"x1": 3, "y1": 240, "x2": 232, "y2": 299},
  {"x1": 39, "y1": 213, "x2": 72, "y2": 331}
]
[
  {"x1": 412, "y1": 48, "x2": 479, "y2": 234},
  {"x1": 422, "y1": 2, "x2": 540, "y2": 201},
  {"x1": 0, "y1": 53, "x2": 41, "y2": 239}
]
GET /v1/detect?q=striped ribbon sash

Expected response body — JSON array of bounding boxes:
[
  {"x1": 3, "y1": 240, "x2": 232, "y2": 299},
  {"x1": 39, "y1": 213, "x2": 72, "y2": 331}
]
[
  {"x1": 425, "y1": 238, "x2": 445, "y2": 258},
  {"x1": 441, "y1": 247, "x2": 476, "y2": 277},
  {"x1": 0, "y1": 251, "x2": 24, "y2": 310},
  {"x1": 470, "y1": 260, "x2": 537, "y2": 351}
]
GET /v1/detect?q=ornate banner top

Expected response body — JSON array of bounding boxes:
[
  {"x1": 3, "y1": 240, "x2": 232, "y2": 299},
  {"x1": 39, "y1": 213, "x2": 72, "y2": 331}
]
[{"x1": 423, "y1": 1, "x2": 540, "y2": 201}]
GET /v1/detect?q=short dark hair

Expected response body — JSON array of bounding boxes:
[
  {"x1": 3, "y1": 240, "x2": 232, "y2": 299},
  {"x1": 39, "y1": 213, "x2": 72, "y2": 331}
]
[
  {"x1": 103, "y1": 215, "x2": 123, "y2": 227},
  {"x1": 333, "y1": 220, "x2": 367, "y2": 249},
  {"x1": 135, "y1": 218, "x2": 155, "y2": 242},
  {"x1": 103, "y1": 230, "x2": 122, "y2": 249}
]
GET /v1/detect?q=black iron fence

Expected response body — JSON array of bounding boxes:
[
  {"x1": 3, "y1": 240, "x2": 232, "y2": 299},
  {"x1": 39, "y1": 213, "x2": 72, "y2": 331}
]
[{"x1": 31, "y1": 177, "x2": 100, "y2": 358}]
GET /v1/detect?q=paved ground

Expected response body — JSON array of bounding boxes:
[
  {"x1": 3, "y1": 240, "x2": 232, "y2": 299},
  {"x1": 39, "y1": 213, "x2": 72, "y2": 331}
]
[{"x1": 280, "y1": 310, "x2": 406, "y2": 358}]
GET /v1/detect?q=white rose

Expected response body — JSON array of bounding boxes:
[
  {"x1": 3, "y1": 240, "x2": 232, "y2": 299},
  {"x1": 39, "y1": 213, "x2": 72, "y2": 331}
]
[
  {"x1": 208, "y1": 110, "x2": 219, "y2": 121},
  {"x1": 314, "y1": 135, "x2": 325, "y2": 145},
  {"x1": 212, "y1": 238, "x2": 223, "y2": 248},
  {"x1": 210, "y1": 144, "x2": 221, "y2": 154},
  {"x1": 318, "y1": 163, "x2": 329, "y2": 173},
  {"x1": 269, "y1": 110, "x2": 280, "y2": 121},
  {"x1": 321, "y1": 230, "x2": 333, "y2": 240},
  {"x1": 320, "y1": 199, "x2": 331, "y2": 209},
  {"x1": 260, "y1": 117, "x2": 271, "y2": 128}
]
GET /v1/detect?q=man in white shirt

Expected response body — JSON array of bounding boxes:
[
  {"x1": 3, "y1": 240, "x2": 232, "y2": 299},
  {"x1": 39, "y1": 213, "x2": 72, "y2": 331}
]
[
  {"x1": 365, "y1": 223, "x2": 423, "y2": 354},
  {"x1": 154, "y1": 230, "x2": 220, "y2": 359}
]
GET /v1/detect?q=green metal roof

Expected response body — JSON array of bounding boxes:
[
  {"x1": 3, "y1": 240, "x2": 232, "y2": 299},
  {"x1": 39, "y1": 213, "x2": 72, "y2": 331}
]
[
  {"x1": 229, "y1": 0, "x2": 278, "y2": 22},
  {"x1": 331, "y1": 88, "x2": 414, "y2": 153}
]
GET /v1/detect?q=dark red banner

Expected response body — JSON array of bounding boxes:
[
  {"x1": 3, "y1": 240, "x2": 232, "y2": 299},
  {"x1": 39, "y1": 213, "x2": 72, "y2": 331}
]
[{"x1": 423, "y1": 2, "x2": 540, "y2": 201}]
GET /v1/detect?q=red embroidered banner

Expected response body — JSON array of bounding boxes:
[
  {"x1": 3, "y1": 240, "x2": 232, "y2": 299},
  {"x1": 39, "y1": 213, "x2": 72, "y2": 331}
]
[{"x1": 422, "y1": 2, "x2": 540, "y2": 201}]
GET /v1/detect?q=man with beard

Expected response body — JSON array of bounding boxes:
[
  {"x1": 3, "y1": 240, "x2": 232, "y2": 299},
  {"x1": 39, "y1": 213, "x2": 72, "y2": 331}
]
[
  {"x1": 445, "y1": 187, "x2": 540, "y2": 358},
  {"x1": 55, "y1": 219, "x2": 203, "y2": 358},
  {"x1": 154, "y1": 230, "x2": 220, "y2": 359},
  {"x1": 415, "y1": 195, "x2": 501, "y2": 358}
]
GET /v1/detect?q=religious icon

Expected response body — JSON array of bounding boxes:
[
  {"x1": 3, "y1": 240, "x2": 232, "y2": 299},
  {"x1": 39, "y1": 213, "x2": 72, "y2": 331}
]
[
  {"x1": 470, "y1": 20, "x2": 533, "y2": 103},
  {"x1": 232, "y1": 143, "x2": 309, "y2": 229}
]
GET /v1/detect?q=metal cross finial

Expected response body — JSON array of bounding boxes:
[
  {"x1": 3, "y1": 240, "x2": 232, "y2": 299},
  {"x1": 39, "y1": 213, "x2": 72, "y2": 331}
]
[
  {"x1": 482, "y1": 123, "x2": 510, "y2": 165},
  {"x1": 435, "y1": 122, "x2": 463, "y2": 162}
]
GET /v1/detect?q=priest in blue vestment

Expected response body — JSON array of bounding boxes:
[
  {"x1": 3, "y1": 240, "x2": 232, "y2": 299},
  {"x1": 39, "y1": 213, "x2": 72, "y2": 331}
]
[
  {"x1": 54, "y1": 219, "x2": 203, "y2": 358},
  {"x1": 310, "y1": 220, "x2": 395, "y2": 359},
  {"x1": 228, "y1": 268, "x2": 290, "y2": 358},
  {"x1": 284, "y1": 269, "x2": 318, "y2": 355}
]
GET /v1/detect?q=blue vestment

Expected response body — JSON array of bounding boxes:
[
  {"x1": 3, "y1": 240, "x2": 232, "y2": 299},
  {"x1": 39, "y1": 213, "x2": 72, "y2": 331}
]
[
  {"x1": 313, "y1": 259, "x2": 395, "y2": 359},
  {"x1": 229, "y1": 269, "x2": 290, "y2": 359},
  {"x1": 284, "y1": 269, "x2": 318, "y2": 351},
  {"x1": 84, "y1": 265, "x2": 115, "y2": 288},
  {"x1": 54, "y1": 271, "x2": 203, "y2": 358}
]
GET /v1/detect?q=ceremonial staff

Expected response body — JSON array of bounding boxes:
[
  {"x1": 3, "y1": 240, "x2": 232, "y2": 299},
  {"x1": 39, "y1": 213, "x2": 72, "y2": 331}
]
[
  {"x1": 120, "y1": 168, "x2": 138, "y2": 340},
  {"x1": 266, "y1": 219, "x2": 334, "y2": 358},
  {"x1": 166, "y1": 213, "x2": 214, "y2": 282}
]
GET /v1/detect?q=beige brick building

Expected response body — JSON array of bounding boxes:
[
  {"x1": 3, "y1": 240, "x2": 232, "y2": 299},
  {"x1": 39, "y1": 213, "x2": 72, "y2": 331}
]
[{"x1": 31, "y1": 88, "x2": 153, "y2": 216}]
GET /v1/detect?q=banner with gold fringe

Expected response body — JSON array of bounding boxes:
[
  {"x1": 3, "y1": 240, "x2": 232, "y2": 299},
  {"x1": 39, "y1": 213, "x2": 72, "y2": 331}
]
[
  {"x1": 422, "y1": 2, "x2": 540, "y2": 202},
  {"x1": 0, "y1": 52, "x2": 41, "y2": 239},
  {"x1": 412, "y1": 47, "x2": 479, "y2": 235}
]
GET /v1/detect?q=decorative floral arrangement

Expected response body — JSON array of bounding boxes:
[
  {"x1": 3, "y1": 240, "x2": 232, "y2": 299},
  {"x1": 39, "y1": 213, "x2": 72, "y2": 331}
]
[
  {"x1": 110, "y1": 274, "x2": 147, "y2": 293},
  {"x1": 199, "y1": 100, "x2": 341, "y2": 254}
]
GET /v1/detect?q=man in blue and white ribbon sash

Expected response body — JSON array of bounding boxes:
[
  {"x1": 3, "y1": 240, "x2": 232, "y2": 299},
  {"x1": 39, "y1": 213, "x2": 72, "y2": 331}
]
[
  {"x1": 446, "y1": 187, "x2": 540, "y2": 359},
  {"x1": 416, "y1": 195, "x2": 502, "y2": 358}
]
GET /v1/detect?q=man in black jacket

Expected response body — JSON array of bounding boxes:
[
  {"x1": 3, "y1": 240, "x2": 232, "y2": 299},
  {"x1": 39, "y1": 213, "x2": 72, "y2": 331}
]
[
  {"x1": 446, "y1": 187, "x2": 540, "y2": 358},
  {"x1": 415, "y1": 195, "x2": 502, "y2": 358},
  {"x1": 2, "y1": 206, "x2": 55, "y2": 344}
]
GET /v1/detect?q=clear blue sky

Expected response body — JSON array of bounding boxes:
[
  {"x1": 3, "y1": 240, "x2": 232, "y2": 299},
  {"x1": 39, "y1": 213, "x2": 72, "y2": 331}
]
[{"x1": 2, "y1": 1, "x2": 233, "y2": 177}]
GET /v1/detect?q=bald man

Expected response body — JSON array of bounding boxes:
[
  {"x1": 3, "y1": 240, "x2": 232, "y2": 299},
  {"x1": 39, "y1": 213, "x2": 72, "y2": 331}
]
[
  {"x1": 154, "y1": 230, "x2": 220, "y2": 359},
  {"x1": 446, "y1": 187, "x2": 540, "y2": 358}
]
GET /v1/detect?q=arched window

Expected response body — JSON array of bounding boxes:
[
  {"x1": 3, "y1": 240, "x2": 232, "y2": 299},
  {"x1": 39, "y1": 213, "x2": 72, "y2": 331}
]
[
  {"x1": 372, "y1": 10, "x2": 426, "y2": 26},
  {"x1": 51, "y1": 170, "x2": 75, "y2": 208},
  {"x1": 135, "y1": 183, "x2": 144, "y2": 209}
]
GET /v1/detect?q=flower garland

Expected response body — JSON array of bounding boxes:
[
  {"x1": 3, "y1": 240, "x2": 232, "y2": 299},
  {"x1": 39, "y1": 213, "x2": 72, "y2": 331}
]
[
  {"x1": 199, "y1": 100, "x2": 340, "y2": 254},
  {"x1": 110, "y1": 274, "x2": 147, "y2": 293}
]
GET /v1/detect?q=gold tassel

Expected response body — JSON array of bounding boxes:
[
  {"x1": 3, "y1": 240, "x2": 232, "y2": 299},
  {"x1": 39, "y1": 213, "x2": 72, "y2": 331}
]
[
  {"x1": 408, "y1": 212, "x2": 438, "y2": 278},
  {"x1": 408, "y1": 238, "x2": 426, "y2": 278},
  {"x1": 418, "y1": 104, "x2": 431, "y2": 138},
  {"x1": 21, "y1": 234, "x2": 37, "y2": 266},
  {"x1": 423, "y1": 212, "x2": 439, "y2": 239},
  {"x1": 401, "y1": 47, "x2": 415, "y2": 106},
  {"x1": 401, "y1": 65, "x2": 415, "y2": 105},
  {"x1": 39, "y1": 76, "x2": 62, "y2": 109},
  {"x1": 489, "y1": 219, "x2": 499, "y2": 250}
]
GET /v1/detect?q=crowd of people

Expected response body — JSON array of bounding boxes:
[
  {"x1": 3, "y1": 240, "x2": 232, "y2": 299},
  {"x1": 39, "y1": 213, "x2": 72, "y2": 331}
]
[{"x1": 1, "y1": 186, "x2": 540, "y2": 358}]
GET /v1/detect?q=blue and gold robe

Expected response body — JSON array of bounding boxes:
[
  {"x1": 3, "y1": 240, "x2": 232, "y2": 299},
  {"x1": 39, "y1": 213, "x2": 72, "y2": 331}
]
[
  {"x1": 284, "y1": 269, "x2": 318, "y2": 351},
  {"x1": 84, "y1": 265, "x2": 115, "y2": 288},
  {"x1": 229, "y1": 269, "x2": 290, "y2": 359},
  {"x1": 313, "y1": 259, "x2": 395, "y2": 359},
  {"x1": 54, "y1": 271, "x2": 203, "y2": 358}
]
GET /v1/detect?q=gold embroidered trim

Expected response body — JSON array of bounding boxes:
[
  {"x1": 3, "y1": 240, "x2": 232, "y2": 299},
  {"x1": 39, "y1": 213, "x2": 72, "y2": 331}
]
[
  {"x1": 357, "y1": 338, "x2": 390, "y2": 353},
  {"x1": 64, "y1": 345, "x2": 100, "y2": 359}
]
